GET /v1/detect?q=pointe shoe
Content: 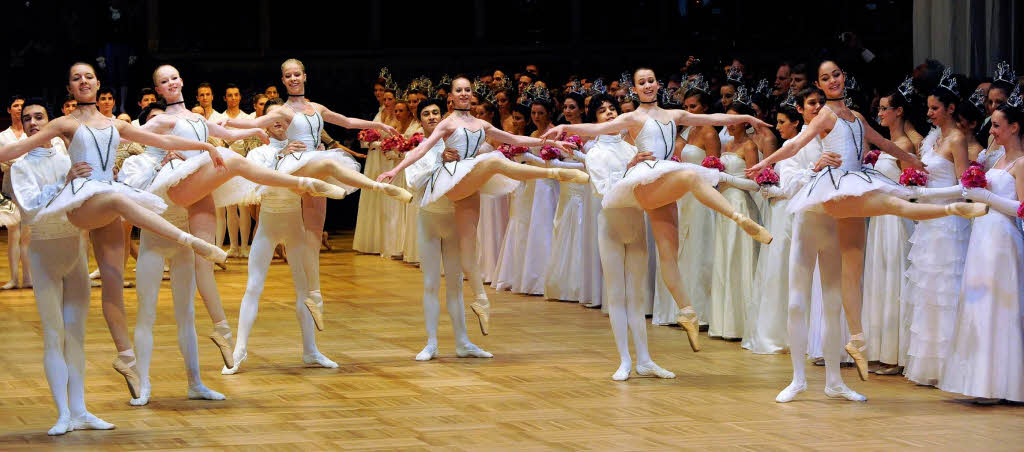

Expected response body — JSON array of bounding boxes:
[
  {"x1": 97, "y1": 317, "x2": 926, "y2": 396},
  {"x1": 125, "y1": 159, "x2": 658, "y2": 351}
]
[
  {"x1": 874, "y1": 365, "x2": 903, "y2": 375},
  {"x1": 415, "y1": 344, "x2": 439, "y2": 361},
  {"x1": 845, "y1": 341, "x2": 870, "y2": 381},
  {"x1": 304, "y1": 295, "x2": 325, "y2": 331},
  {"x1": 48, "y1": 415, "x2": 72, "y2": 436},
  {"x1": 375, "y1": 182, "x2": 413, "y2": 203},
  {"x1": 824, "y1": 385, "x2": 867, "y2": 402},
  {"x1": 89, "y1": 269, "x2": 102, "y2": 279},
  {"x1": 111, "y1": 358, "x2": 141, "y2": 399},
  {"x1": 321, "y1": 232, "x2": 332, "y2": 251},
  {"x1": 548, "y1": 168, "x2": 590, "y2": 184},
  {"x1": 209, "y1": 332, "x2": 235, "y2": 369},
  {"x1": 946, "y1": 202, "x2": 989, "y2": 219},
  {"x1": 612, "y1": 362, "x2": 632, "y2": 381},
  {"x1": 187, "y1": 236, "x2": 228, "y2": 264},
  {"x1": 677, "y1": 313, "x2": 701, "y2": 352},
  {"x1": 635, "y1": 362, "x2": 676, "y2": 379},
  {"x1": 187, "y1": 384, "x2": 226, "y2": 400},
  {"x1": 775, "y1": 381, "x2": 807, "y2": 403},
  {"x1": 300, "y1": 177, "x2": 348, "y2": 199},
  {"x1": 731, "y1": 212, "x2": 773, "y2": 244},
  {"x1": 470, "y1": 297, "x2": 490, "y2": 335}
]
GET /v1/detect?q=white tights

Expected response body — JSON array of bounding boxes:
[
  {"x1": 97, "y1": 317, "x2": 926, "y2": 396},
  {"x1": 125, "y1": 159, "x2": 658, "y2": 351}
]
[
  {"x1": 418, "y1": 210, "x2": 472, "y2": 350},
  {"x1": 28, "y1": 236, "x2": 93, "y2": 426},
  {"x1": 233, "y1": 209, "x2": 325, "y2": 368}
]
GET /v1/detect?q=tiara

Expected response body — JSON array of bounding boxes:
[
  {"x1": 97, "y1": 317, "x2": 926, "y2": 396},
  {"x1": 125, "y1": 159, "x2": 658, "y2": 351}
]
[
  {"x1": 994, "y1": 61, "x2": 1016, "y2": 85},
  {"x1": 439, "y1": 74, "x2": 452, "y2": 87},
  {"x1": 938, "y1": 67, "x2": 959, "y2": 96},
  {"x1": 1007, "y1": 82, "x2": 1023, "y2": 109},
  {"x1": 726, "y1": 66, "x2": 743, "y2": 84},
  {"x1": 566, "y1": 80, "x2": 586, "y2": 96},
  {"x1": 897, "y1": 75, "x2": 915, "y2": 101},
  {"x1": 845, "y1": 75, "x2": 859, "y2": 92},
  {"x1": 660, "y1": 86, "x2": 681, "y2": 107},
  {"x1": 378, "y1": 67, "x2": 392, "y2": 83},
  {"x1": 588, "y1": 79, "x2": 607, "y2": 96},
  {"x1": 967, "y1": 87, "x2": 986, "y2": 114},
  {"x1": 495, "y1": 76, "x2": 512, "y2": 92},
  {"x1": 684, "y1": 74, "x2": 711, "y2": 96},
  {"x1": 780, "y1": 86, "x2": 799, "y2": 110},
  {"x1": 385, "y1": 78, "x2": 398, "y2": 92},
  {"x1": 618, "y1": 72, "x2": 633, "y2": 91},
  {"x1": 525, "y1": 84, "x2": 551, "y2": 105},
  {"x1": 733, "y1": 85, "x2": 752, "y2": 106},
  {"x1": 754, "y1": 78, "x2": 771, "y2": 97},
  {"x1": 473, "y1": 78, "x2": 496, "y2": 104}
]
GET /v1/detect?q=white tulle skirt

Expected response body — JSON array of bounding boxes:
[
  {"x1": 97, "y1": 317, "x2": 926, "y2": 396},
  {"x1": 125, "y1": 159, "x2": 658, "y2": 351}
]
[
  {"x1": 787, "y1": 166, "x2": 909, "y2": 213},
  {"x1": 35, "y1": 177, "x2": 166, "y2": 223},
  {"x1": 148, "y1": 148, "x2": 259, "y2": 207},
  {"x1": 421, "y1": 152, "x2": 519, "y2": 207},
  {"x1": 602, "y1": 161, "x2": 721, "y2": 210},
  {"x1": 939, "y1": 211, "x2": 1024, "y2": 401}
]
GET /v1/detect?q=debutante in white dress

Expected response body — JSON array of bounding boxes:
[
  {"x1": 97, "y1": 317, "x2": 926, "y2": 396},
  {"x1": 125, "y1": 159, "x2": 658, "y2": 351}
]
[
  {"x1": 544, "y1": 158, "x2": 588, "y2": 301},
  {"x1": 146, "y1": 115, "x2": 258, "y2": 207},
  {"x1": 710, "y1": 152, "x2": 759, "y2": 341},
  {"x1": 353, "y1": 113, "x2": 393, "y2": 254},
  {"x1": 577, "y1": 148, "x2": 604, "y2": 307},
  {"x1": 938, "y1": 158, "x2": 1024, "y2": 401},
  {"x1": 476, "y1": 142, "x2": 511, "y2": 281},
  {"x1": 519, "y1": 149, "x2": 558, "y2": 295},
  {"x1": 36, "y1": 117, "x2": 166, "y2": 222},
  {"x1": 491, "y1": 180, "x2": 534, "y2": 291},
  {"x1": 861, "y1": 153, "x2": 914, "y2": 366},
  {"x1": 902, "y1": 136, "x2": 970, "y2": 386},
  {"x1": 652, "y1": 126, "x2": 714, "y2": 325}
]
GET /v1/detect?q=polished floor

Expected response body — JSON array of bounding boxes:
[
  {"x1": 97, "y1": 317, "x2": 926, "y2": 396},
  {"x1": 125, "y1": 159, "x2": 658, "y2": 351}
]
[{"x1": 0, "y1": 231, "x2": 1021, "y2": 451}]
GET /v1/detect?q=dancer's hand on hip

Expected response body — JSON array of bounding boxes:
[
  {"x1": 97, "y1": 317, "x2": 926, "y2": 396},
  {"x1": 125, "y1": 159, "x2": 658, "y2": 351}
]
[{"x1": 67, "y1": 162, "x2": 92, "y2": 182}]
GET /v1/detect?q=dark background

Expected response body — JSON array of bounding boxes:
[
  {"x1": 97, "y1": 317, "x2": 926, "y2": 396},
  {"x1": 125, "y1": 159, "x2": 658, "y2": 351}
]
[{"x1": 4, "y1": 0, "x2": 943, "y2": 230}]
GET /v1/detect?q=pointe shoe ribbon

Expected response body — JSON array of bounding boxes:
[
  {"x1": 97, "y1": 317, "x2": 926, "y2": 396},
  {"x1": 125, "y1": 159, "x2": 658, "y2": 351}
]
[
  {"x1": 209, "y1": 332, "x2": 236, "y2": 369},
  {"x1": 677, "y1": 313, "x2": 701, "y2": 352},
  {"x1": 112, "y1": 358, "x2": 142, "y2": 399}
]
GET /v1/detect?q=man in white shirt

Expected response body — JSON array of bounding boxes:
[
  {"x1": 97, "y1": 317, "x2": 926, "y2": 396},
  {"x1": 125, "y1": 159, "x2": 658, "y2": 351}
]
[
  {"x1": 196, "y1": 82, "x2": 220, "y2": 120},
  {"x1": 214, "y1": 84, "x2": 253, "y2": 258}
]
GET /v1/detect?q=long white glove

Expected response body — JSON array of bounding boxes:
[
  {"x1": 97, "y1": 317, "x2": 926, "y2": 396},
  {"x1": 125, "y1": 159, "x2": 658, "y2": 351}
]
[
  {"x1": 963, "y1": 187, "x2": 1022, "y2": 218},
  {"x1": 912, "y1": 184, "x2": 963, "y2": 201}
]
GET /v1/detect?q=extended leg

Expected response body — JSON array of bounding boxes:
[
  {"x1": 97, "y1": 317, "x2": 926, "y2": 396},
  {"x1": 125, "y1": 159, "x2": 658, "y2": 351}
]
[
  {"x1": 823, "y1": 192, "x2": 986, "y2": 220},
  {"x1": 443, "y1": 157, "x2": 586, "y2": 202},
  {"x1": 298, "y1": 158, "x2": 411, "y2": 202}
]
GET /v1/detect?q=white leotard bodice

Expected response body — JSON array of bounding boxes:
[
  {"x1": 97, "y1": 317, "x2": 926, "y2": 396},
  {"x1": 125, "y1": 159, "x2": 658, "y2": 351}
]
[
  {"x1": 820, "y1": 106, "x2": 865, "y2": 171},
  {"x1": 286, "y1": 108, "x2": 324, "y2": 150},
  {"x1": 635, "y1": 117, "x2": 676, "y2": 160},
  {"x1": 68, "y1": 122, "x2": 119, "y2": 181},
  {"x1": 446, "y1": 127, "x2": 485, "y2": 160}
]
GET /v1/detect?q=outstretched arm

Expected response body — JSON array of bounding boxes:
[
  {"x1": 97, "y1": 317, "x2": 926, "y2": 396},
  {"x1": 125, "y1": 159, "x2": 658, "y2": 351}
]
[
  {"x1": 541, "y1": 112, "x2": 638, "y2": 140},
  {"x1": 117, "y1": 121, "x2": 222, "y2": 168},
  {"x1": 317, "y1": 103, "x2": 399, "y2": 136},
  {"x1": 378, "y1": 120, "x2": 454, "y2": 181},
  {"x1": 744, "y1": 113, "x2": 830, "y2": 178},
  {"x1": 207, "y1": 119, "x2": 269, "y2": 144},
  {"x1": 483, "y1": 122, "x2": 574, "y2": 151},
  {"x1": 857, "y1": 112, "x2": 924, "y2": 169},
  {"x1": 0, "y1": 118, "x2": 68, "y2": 162},
  {"x1": 674, "y1": 110, "x2": 770, "y2": 130},
  {"x1": 224, "y1": 108, "x2": 287, "y2": 130}
]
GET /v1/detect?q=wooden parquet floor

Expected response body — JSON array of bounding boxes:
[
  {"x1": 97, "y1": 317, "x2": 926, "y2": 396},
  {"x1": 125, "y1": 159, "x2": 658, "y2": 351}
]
[{"x1": 0, "y1": 231, "x2": 1021, "y2": 451}]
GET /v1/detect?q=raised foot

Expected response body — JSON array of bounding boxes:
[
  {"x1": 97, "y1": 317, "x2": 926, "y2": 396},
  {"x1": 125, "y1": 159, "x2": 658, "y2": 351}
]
[
  {"x1": 946, "y1": 202, "x2": 989, "y2": 219},
  {"x1": 303, "y1": 352, "x2": 339, "y2": 368},
  {"x1": 415, "y1": 344, "x2": 439, "y2": 361},
  {"x1": 775, "y1": 381, "x2": 807, "y2": 403},
  {"x1": 377, "y1": 183, "x2": 413, "y2": 203},
  {"x1": 209, "y1": 332, "x2": 235, "y2": 369},
  {"x1": 824, "y1": 385, "x2": 867, "y2": 402},
  {"x1": 677, "y1": 312, "x2": 701, "y2": 352},
  {"x1": 189, "y1": 237, "x2": 228, "y2": 264},
  {"x1": 187, "y1": 383, "x2": 226, "y2": 400},
  {"x1": 470, "y1": 299, "x2": 490, "y2": 336},
  {"x1": 636, "y1": 362, "x2": 675, "y2": 379},
  {"x1": 550, "y1": 168, "x2": 590, "y2": 184},
  {"x1": 612, "y1": 362, "x2": 631, "y2": 381},
  {"x1": 70, "y1": 413, "x2": 115, "y2": 431},
  {"x1": 112, "y1": 357, "x2": 141, "y2": 399},
  {"x1": 455, "y1": 343, "x2": 493, "y2": 358},
  {"x1": 303, "y1": 178, "x2": 348, "y2": 199},
  {"x1": 303, "y1": 294, "x2": 325, "y2": 331},
  {"x1": 844, "y1": 341, "x2": 870, "y2": 381},
  {"x1": 221, "y1": 352, "x2": 246, "y2": 375},
  {"x1": 48, "y1": 415, "x2": 72, "y2": 436},
  {"x1": 732, "y1": 212, "x2": 773, "y2": 244}
]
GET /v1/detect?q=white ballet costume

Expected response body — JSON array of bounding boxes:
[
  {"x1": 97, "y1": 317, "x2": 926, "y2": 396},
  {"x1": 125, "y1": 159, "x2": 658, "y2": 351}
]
[
  {"x1": 35, "y1": 118, "x2": 166, "y2": 223},
  {"x1": 707, "y1": 152, "x2": 759, "y2": 340},
  {"x1": 902, "y1": 135, "x2": 970, "y2": 386},
  {"x1": 587, "y1": 134, "x2": 673, "y2": 380},
  {"x1": 12, "y1": 145, "x2": 115, "y2": 434},
  {"x1": 544, "y1": 156, "x2": 588, "y2": 301},
  {"x1": 227, "y1": 139, "x2": 336, "y2": 373},
  {"x1": 861, "y1": 153, "x2": 914, "y2": 367},
  {"x1": 491, "y1": 180, "x2": 534, "y2": 292},
  {"x1": 118, "y1": 147, "x2": 224, "y2": 404},
  {"x1": 146, "y1": 116, "x2": 258, "y2": 208},
  {"x1": 652, "y1": 127, "x2": 714, "y2": 326},
  {"x1": 938, "y1": 158, "x2": 1024, "y2": 401}
]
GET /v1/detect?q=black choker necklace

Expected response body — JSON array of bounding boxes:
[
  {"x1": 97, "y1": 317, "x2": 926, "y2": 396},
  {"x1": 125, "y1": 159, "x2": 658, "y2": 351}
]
[
  {"x1": 640, "y1": 100, "x2": 657, "y2": 104},
  {"x1": 826, "y1": 96, "x2": 846, "y2": 101},
  {"x1": 289, "y1": 93, "x2": 305, "y2": 97},
  {"x1": 166, "y1": 100, "x2": 185, "y2": 106},
  {"x1": 76, "y1": 102, "x2": 96, "y2": 106},
  {"x1": 454, "y1": 108, "x2": 471, "y2": 112}
]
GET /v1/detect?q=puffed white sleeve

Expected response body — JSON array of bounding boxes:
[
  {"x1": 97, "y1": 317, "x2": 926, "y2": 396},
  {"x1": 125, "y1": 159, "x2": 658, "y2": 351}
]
[
  {"x1": 585, "y1": 149, "x2": 625, "y2": 197},
  {"x1": 246, "y1": 144, "x2": 277, "y2": 169},
  {"x1": 118, "y1": 154, "x2": 159, "y2": 189},
  {"x1": 11, "y1": 155, "x2": 71, "y2": 222}
]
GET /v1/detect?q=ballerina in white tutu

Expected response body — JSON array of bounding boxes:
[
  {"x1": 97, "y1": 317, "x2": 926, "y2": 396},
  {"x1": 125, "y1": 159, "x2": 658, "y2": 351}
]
[
  {"x1": 0, "y1": 62, "x2": 234, "y2": 400},
  {"x1": 542, "y1": 67, "x2": 772, "y2": 352},
  {"x1": 745, "y1": 60, "x2": 986, "y2": 396},
  {"x1": 379, "y1": 76, "x2": 585, "y2": 335}
]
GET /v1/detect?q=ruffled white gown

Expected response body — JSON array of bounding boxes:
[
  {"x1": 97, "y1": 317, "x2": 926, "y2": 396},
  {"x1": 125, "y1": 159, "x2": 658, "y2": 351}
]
[
  {"x1": 902, "y1": 136, "x2": 970, "y2": 386},
  {"x1": 544, "y1": 177, "x2": 587, "y2": 301},
  {"x1": 36, "y1": 120, "x2": 166, "y2": 222},
  {"x1": 709, "y1": 152, "x2": 759, "y2": 341},
  {"x1": 146, "y1": 115, "x2": 259, "y2": 207},
  {"x1": 492, "y1": 181, "x2": 534, "y2": 291},
  {"x1": 938, "y1": 162, "x2": 1024, "y2": 401},
  {"x1": 652, "y1": 127, "x2": 714, "y2": 325},
  {"x1": 861, "y1": 153, "x2": 914, "y2": 366}
]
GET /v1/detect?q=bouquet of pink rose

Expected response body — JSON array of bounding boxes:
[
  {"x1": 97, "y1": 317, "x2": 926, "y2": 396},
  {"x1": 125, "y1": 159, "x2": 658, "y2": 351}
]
[
  {"x1": 755, "y1": 166, "x2": 780, "y2": 186},
  {"x1": 498, "y1": 144, "x2": 528, "y2": 160},
  {"x1": 899, "y1": 167, "x2": 928, "y2": 186},
  {"x1": 358, "y1": 129, "x2": 381, "y2": 143},
  {"x1": 701, "y1": 155, "x2": 725, "y2": 171},
  {"x1": 403, "y1": 132, "x2": 424, "y2": 152},
  {"x1": 382, "y1": 134, "x2": 407, "y2": 152},
  {"x1": 960, "y1": 165, "x2": 988, "y2": 189},
  {"x1": 540, "y1": 145, "x2": 561, "y2": 161}
]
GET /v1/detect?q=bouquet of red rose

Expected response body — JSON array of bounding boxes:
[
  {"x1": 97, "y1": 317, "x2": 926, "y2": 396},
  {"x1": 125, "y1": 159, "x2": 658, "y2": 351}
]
[
  {"x1": 358, "y1": 129, "x2": 381, "y2": 143},
  {"x1": 382, "y1": 134, "x2": 407, "y2": 152},
  {"x1": 701, "y1": 156, "x2": 725, "y2": 171},
  {"x1": 755, "y1": 166, "x2": 780, "y2": 186},
  {"x1": 564, "y1": 134, "x2": 583, "y2": 148},
  {"x1": 862, "y1": 149, "x2": 881, "y2": 166},
  {"x1": 960, "y1": 165, "x2": 987, "y2": 189},
  {"x1": 403, "y1": 132, "x2": 424, "y2": 152},
  {"x1": 540, "y1": 145, "x2": 561, "y2": 161},
  {"x1": 498, "y1": 144, "x2": 528, "y2": 160},
  {"x1": 899, "y1": 167, "x2": 928, "y2": 186},
  {"x1": 1018, "y1": 203, "x2": 1024, "y2": 219}
]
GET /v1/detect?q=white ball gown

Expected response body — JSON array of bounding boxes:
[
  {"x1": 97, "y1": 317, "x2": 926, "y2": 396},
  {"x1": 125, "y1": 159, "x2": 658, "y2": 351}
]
[
  {"x1": 902, "y1": 134, "x2": 970, "y2": 386},
  {"x1": 544, "y1": 174, "x2": 587, "y2": 301},
  {"x1": 938, "y1": 160, "x2": 1024, "y2": 401},
  {"x1": 475, "y1": 143, "x2": 511, "y2": 281},
  {"x1": 492, "y1": 180, "x2": 534, "y2": 292},
  {"x1": 518, "y1": 155, "x2": 558, "y2": 295},
  {"x1": 709, "y1": 152, "x2": 759, "y2": 341},
  {"x1": 353, "y1": 110, "x2": 394, "y2": 254}
]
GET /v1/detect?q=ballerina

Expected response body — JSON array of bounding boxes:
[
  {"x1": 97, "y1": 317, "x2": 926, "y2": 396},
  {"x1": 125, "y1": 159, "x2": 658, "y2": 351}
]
[
  {"x1": 406, "y1": 98, "x2": 491, "y2": 360},
  {"x1": 0, "y1": 62, "x2": 233, "y2": 401},
  {"x1": 379, "y1": 76, "x2": 585, "y2": 335},
  {"x1": 118, "y1": 102, "x2": 225, "y2": 405},
  {"x1": 11, "y1": 98, "x2": 114, "y2": 434},
  {"x1": 542, "y1": 67, "x2": 772, "y2": 352},
  {"x1": 745, "y1": 60, "x2": 985, "y2": 400},
  {"x1": 141, "y1": 63, "x2": 357, "y2": 370}
]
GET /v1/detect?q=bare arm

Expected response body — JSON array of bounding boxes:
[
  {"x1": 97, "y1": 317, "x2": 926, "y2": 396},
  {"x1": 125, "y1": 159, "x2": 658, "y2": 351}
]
[
  {"x1": 224, "y1": 108, "x2": 287, "y2": 130},
  {"x1": 0, "y1": 117, "x2": 70, "y2": 161},
  {"x1": 760, "y1": 114, "x2": 830, "y2": 167},
  {"x1": 541, "y1": 112, "x2": 639, "y2": 139},
  {"x1": 483, "y1": 121, "x2": 568, "y2": 148},
  {"x1": 207, "y1": 118, "x2": 269, "y2": 143},
  {"x1": 117, "y1": 122, "x2": 215, "y2": 153},
  {"x1": 380, "y1": 119, "x2": 454, "y2": 178},
  {"x1": 317, "y1": 103, "x2": 399, "y2": 135},
  {"x1": 698, "y1": 126, "x2": 722, "y2": 157},
  {"x1": 674, "y1": 110, "x2": 770, "y2": 129},
  {"x1": 857, "y1": 112, "x2": 923, "y2": 169}
]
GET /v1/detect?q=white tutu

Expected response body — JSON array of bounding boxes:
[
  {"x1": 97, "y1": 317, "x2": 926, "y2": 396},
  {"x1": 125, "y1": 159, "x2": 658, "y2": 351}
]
[
  {"x1": 786, "y1": 166, "x2": 908, "y2": 213},
  {"x1": 0, "y1": 197, "x2": 20, "y2": 226},
  {"x1": 602, "y1": 161, "x2": 720, "y2": 209},
  {"x1": 421, "y1": 152, "x2": 519, "y2": 206},
  {"x1": 35, "y1": 177, "x2": 166, "y2": 223},
  {"x1": 148, "y1": 148, "x2": 260, "y2": 207},
  {"x1": 268, "y1": 150, "x2": 361, "y2": 196}
]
